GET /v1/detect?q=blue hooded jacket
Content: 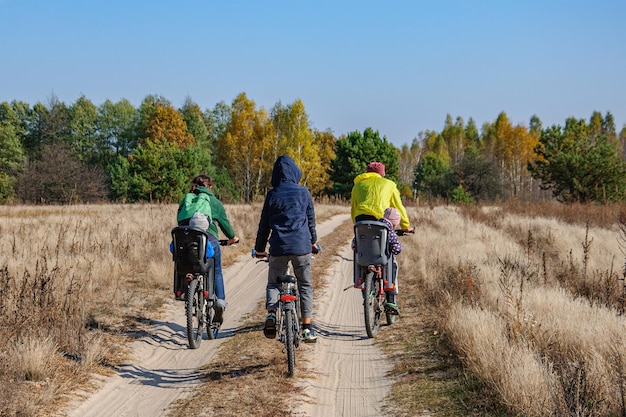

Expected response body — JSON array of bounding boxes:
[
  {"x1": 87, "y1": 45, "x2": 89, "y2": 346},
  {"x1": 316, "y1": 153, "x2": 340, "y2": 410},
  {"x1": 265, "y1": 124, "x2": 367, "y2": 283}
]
[{"x1": 254, "y1": 155, "x2": 318, "y2": 256}]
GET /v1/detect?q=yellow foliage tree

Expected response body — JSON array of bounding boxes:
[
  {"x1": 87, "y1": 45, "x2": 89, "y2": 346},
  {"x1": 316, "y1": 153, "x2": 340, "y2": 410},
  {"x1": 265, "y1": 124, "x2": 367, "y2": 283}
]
[
  {"x1": 269, "y1": 99, "x2": 334, "y2": 196},
  {"x1": 217, "y1": 93, "x2": 272, "y2": 202},
  {"x1": 311, "y1": 129, "x2": 336, "y2": 196},
  {"x1": 489, "y1": 112, "x2": 539, "y2": 199},
  {"x1": 146, "y1": 104, "x2": 194, "y2": 149}
]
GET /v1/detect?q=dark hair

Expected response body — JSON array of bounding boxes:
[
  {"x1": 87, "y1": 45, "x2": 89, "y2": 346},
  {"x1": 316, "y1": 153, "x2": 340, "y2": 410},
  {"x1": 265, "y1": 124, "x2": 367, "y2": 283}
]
[{"x1": 192, "y1": 174, "x2": 213, "y2": 188}]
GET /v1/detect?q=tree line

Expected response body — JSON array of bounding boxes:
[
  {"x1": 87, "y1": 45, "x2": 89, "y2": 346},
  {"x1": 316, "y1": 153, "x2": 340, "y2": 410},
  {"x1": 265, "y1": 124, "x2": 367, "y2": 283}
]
[{"x1": 1, "y1": 92, "x2": 625, "y2": 204}]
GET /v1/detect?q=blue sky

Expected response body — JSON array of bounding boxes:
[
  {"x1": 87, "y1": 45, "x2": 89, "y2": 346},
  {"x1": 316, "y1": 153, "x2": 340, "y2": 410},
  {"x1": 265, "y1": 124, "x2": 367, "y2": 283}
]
[{"x1": 1, "y1": 0, "x2": 624, "y2": 147}]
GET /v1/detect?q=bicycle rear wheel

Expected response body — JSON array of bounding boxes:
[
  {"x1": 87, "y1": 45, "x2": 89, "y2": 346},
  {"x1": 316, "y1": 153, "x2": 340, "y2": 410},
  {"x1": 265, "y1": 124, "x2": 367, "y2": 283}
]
[
  {"x1": 186, "y1": 278, "x2": 204, "y2": 349},
  {"x1": 363, "y1": 271, "x2": 381, "y2": 338},
  {"x1": 285, "y1": 309, "x2": 296, "y2": 377}
]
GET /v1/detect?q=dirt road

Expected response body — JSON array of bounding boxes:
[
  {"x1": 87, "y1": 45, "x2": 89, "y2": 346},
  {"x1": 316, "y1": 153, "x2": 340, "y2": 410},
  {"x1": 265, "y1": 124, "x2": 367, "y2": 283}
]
[{"x1": 62, "y1": 214, "x2": 393, "y2": 417}]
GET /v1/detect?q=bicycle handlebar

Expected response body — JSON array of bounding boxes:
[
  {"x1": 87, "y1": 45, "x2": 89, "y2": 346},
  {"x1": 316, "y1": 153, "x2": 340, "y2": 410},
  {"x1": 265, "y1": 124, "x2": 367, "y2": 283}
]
[
  {"x1": 395, "y1": 229, "x2": 415, "y2": 236},
  {"x1": 251, "y1": 243, "x2": 322, "y2": 259}
]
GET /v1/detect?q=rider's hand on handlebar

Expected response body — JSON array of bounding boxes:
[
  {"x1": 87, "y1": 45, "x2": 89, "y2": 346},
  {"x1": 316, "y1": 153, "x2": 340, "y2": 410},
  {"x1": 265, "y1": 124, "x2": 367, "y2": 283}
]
[
  {"x1": 312, "y1": 243, "x2": 321, "y2": 254},
  {"x1": 402, "y1": 226, "x2": 415, "y2": 234},
  {"x1": 228, "y1": 236, "x2": 240, "y2": 246},
  {"x1": 255, "y1": 250, "x2": 269, "y2": 259}
]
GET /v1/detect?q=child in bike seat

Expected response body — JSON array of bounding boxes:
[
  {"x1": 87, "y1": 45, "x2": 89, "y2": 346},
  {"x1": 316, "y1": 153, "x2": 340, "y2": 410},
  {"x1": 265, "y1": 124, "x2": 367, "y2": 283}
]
[{"x1": 380, "y1": 207, "x2": 402, "y2": 315}]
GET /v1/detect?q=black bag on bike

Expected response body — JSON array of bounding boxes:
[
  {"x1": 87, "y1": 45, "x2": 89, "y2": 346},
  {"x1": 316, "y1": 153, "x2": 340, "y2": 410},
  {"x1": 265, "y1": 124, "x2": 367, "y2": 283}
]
[{"x1": 171, "y1": 226, "x2": 215, "y2": 300}]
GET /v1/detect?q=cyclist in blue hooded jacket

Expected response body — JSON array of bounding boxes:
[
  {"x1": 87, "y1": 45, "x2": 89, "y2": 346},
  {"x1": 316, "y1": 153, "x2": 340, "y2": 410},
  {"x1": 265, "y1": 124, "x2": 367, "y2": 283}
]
[{"x1": 254, "y1": 155, "x2": 320, "y2": 343}]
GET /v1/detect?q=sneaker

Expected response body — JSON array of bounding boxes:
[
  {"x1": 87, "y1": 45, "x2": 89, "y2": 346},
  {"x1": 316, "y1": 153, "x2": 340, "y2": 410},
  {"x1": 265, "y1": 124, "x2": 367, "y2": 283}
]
[
  {"x1": 213, "y1": 299, "x2": 226, "y2": 325},
  {"x1": 263, "y1": 311, "x2": 277, "y2": 339},
  {"x1": 384, "y1": 302, "x2": 400, "y2": 315},
  {"x1": 301, "y1": 328, "x2": 318, "y2": 343}
]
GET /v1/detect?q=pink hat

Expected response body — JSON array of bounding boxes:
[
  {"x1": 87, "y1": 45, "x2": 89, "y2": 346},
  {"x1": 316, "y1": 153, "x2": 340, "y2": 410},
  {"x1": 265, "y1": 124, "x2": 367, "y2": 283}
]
[
  {"x1": 366, "y1": 162, "x2": 385, "y2": 177},
  {"x1": 383, "y1": 207, "x2": 401, "y2": 228}
]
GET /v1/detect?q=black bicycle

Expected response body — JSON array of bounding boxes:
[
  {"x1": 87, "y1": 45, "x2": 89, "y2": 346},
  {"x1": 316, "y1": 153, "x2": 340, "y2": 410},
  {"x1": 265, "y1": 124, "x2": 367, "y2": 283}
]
[
  {"x1": 253, "y1": 246, "x2": 320, "y2": 377},
  {"x1": 353, "y1": 220, "x2": 411, "y2": 338},
  {"x1": 171, "y1": 226, "x2": 230, "y2": 349}
]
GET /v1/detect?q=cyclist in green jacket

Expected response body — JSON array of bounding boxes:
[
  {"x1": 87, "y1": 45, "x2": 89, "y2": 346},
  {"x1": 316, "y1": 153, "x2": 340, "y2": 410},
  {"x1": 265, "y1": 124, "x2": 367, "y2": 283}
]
[{"x1": 177, "y1": 175, "x2": 239, "y2": 324}]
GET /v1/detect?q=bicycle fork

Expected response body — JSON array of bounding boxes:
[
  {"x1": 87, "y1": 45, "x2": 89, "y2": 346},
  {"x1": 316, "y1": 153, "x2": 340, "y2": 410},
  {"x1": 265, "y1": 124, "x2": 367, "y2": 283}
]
[{"x1": 278, "y1": 300, "x2": 297, "y2": 344}]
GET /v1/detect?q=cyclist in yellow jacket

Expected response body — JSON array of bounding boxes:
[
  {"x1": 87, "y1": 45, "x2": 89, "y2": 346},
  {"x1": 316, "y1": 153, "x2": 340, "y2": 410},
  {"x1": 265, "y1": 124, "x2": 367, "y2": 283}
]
[{"x1": 350, "y1": 161, "x2": 413, "y2": 233}]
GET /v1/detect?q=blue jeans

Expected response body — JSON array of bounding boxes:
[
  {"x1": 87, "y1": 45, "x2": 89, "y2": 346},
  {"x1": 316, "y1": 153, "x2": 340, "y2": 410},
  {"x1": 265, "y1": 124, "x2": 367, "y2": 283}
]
[{"x1": 208, "y1": 235, "x2": 225, "y2": 301}]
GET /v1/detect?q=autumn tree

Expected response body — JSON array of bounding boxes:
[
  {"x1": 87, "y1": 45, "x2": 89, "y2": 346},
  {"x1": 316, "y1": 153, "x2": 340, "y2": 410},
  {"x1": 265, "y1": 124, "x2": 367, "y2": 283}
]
[
  {"x1": 441, "y1": 114, "x2": 466, "y2": 165},
  {"x1": 481, "y1": 112, "x2": 539, "y2": 199},
  {"x1": 136, "y1": 95, "x2": 171, "y2": 141},
  {"x1": 465, "y1": 117, "x2": 480, "y2": 145},
  {"x1": 217, "y1": 93, "x2": 272, "y2": 202},
  {"x1": 270, "y1": 99, "x2": 328, "y2": 194},
  {"x1": 109, "y1": 99, "x2": 209, "y2": 202},
  {"x1": 145, "y1": 104, "x2": 194, "y2": 149},
  {"x1": 311, "y1": 129, "x2": 336, "y2": 197},
  {"x1": 398, "y1": 139, "x2": 421, "y2": 199}
]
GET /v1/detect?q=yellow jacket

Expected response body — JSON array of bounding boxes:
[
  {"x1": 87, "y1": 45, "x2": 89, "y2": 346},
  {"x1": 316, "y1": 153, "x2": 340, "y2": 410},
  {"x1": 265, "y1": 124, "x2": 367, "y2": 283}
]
[{"x1": 350, "y1": 172, "x2": 411, "y2": 229}]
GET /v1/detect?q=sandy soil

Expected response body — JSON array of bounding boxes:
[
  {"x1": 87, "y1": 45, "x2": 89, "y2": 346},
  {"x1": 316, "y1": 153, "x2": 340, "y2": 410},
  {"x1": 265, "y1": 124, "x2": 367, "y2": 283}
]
[{"x1": 61, "y1": 214, "x2": 393, "y2": 417}]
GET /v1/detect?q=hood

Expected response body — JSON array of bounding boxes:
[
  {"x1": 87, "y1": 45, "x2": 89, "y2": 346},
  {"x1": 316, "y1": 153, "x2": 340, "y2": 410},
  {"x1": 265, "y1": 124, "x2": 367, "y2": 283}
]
[
  {"x1": 353, "y1": 172, "x2": 380, "y2": 185},
  {"x1": 271, "y1": 155, "x2": 302, "y2": 188}
]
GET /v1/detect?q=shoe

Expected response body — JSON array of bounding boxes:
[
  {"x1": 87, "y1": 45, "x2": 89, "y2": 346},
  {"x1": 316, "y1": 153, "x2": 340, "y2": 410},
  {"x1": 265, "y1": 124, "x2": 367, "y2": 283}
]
[
  {"x1": 301, "y1": 328, "x2": 318, "y2": 343},
  {"x1": 385, "y1": 302, "x2": 400, "y2": 315},
  {"x1": 213, "y1": 299, "x2": 226, "y2": 325},
  {"x1": 263, "y1": 312, "x2": 277, "y2": 339}
]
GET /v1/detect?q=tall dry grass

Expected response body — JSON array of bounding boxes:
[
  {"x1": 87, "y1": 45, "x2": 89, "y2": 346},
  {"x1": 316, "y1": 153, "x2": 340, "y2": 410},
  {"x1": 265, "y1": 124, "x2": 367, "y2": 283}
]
[
  {"x1": 0, "y1": 202, "x2": 348, "y2": 417},
  {"x1": 403, "y1": 203, "x2": 626, "y2": 415}
]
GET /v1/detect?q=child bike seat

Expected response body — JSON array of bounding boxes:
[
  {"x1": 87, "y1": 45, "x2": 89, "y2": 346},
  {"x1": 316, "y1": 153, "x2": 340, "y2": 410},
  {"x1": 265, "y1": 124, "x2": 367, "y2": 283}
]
[
  {"x1": 354, "y1": 220, "x2": 389, "y2": 266},
  {"x1": 171, "y1": 226, "x2": 212, "y2": 275}
]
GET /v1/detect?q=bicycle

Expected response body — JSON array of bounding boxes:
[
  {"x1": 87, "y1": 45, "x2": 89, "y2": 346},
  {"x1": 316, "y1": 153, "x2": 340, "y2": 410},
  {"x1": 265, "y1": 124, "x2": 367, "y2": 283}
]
[
  {"x1": 252, "y1": 245, "x2": 320, "y2": 377},
  {"x1": 171, "y1": 225, "x2": 232, "y2": 349},
  {"x1": 353, "y1": 220, "x2": 412, "y2": 338}
]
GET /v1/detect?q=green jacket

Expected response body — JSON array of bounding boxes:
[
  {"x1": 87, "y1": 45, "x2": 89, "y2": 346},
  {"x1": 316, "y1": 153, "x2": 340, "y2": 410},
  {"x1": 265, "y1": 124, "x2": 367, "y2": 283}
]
[
  {"x1": 177, "y1": 186, "x2": 212, "y2": 225},
  {"x1": 205, "y1": 189, "x2": 236, "y2": 240}
]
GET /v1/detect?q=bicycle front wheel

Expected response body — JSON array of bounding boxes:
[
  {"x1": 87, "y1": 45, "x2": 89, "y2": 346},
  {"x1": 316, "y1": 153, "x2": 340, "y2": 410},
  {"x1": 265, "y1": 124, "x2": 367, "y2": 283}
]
[
  {"x1": 186, "y1": 278, "x2": 204, "y2": 349},
  {"x1": 285, "y1": 308, "x2": 296, "y2": 377},
  {"x1": 363, "y1": 271, "x2": 381, "y2": 338}
]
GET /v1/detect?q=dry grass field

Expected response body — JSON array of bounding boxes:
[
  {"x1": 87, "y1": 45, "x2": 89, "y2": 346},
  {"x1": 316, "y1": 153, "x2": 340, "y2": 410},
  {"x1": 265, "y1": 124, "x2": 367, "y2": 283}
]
[{"x1": 1, "y1": 201, "x2": 626, "y2": 416}]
